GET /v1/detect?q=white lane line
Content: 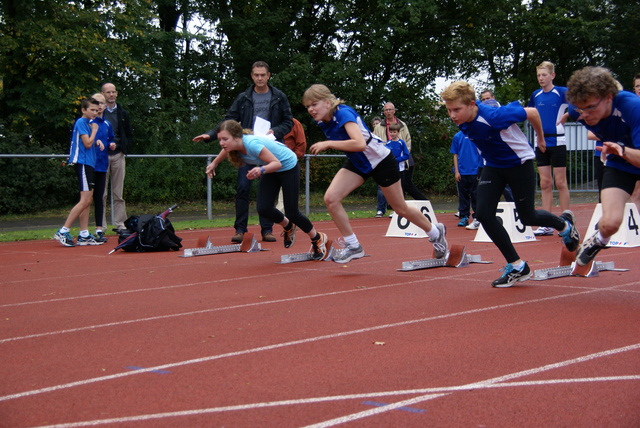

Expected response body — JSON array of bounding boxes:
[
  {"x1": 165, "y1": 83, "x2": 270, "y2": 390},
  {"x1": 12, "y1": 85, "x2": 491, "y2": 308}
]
[
  {"x1": 35, "y1": 367, "x2": 640, "y2": 427},
  {"x1": 0, "y1": 277, "x2": 430, "y2": 343},
  {"x1": 0, "y1": 286, "x2": 628, "y2": 403}
]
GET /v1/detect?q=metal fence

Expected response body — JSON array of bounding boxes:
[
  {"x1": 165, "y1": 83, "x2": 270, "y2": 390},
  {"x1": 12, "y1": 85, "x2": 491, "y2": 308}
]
[
  {"x1": 0, "y1": 123, "x2": 598, "y2": 219},
  {"x1": 527, "y1": 122, "x2": 598, "y2": 192}
]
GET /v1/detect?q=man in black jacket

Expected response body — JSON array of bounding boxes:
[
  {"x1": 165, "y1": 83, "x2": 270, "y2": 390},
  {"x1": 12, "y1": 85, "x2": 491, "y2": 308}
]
[
  {"x1": 194, "y1": 61, "x2": 293, "y2": 243},
  {"x1": 101, "y1": 82, "x2": 134, "y2": 233}
]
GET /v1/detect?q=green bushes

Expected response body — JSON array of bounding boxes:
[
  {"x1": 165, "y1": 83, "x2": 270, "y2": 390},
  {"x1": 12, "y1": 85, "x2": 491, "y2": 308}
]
[{"x1": 0, "y1": 150, "x2": 459, "y2": 215}]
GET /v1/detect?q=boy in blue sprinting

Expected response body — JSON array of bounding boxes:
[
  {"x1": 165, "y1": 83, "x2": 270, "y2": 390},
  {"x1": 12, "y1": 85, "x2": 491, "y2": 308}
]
[
  {"x1": 566, "y1": 67, "x2": 640, "y2": 265},
  {"x1": 54, "y1": 98, "x2": 105, "y2": 247},
  {"x1": 440, "y1": 81, "x2": 579, "y2": 287}
]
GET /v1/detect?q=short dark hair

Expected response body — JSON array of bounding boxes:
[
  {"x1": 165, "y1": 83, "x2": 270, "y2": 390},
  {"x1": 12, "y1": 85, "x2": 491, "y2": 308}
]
[
  {"x1": 252, "y1": 61, "x2": 270, "y2": 73},
  {"x1": 81, "y1": 97, "x2": 99, "y2": 110},
  {"x1": 389, "y1": 123, "x2": 402, "y2": 131}
]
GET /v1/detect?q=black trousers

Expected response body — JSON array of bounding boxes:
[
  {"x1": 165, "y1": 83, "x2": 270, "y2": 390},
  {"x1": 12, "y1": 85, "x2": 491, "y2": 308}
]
[{"x1": 475, "y1": 160, "x2": 565, "y2": 263}]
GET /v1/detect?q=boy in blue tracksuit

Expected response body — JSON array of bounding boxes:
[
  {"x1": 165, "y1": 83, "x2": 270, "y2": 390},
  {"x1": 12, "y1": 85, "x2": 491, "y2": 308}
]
[
  {"x1": 440, "y1": 81, "x2": 579, "y2": 287},
  {"x1": 450, "y1": 130, "x2": 481, "y2": 227},
  {"x1": 376, "y1": 123, "x2": 410, "y2": 216},
  {"x1": 54, "y1": 98, "x2": 105, "y2": 247},
  {"x1": 91, "y1": 92, "x2": 115, "y2": 243}
]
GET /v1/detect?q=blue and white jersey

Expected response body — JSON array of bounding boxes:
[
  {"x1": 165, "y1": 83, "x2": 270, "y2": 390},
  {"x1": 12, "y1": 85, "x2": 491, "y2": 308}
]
[
  {"x1": 458, "y1": 102, "x2": 534, "y2": 168},
  {"x1": 385, "y1": 138, "x2": 410, "y2": 171},
  {"x1": 450, "y1": 131, "x2": 481, "y2": 175},
  {"x1": 528, "y1": 86, "x2": 568, "y2": 148},
  {"x1": 569, "y1": 90, "x2": 640, "y2": 175},
  {"x1": 68, "y1": 117, "x2": 96, "y2": 167},
  {"x1": 241, "y1": 134, "x2": 297, "y2": 172},
  {"x1": 316, "y1": 104, "x2": 390, "y2": 174},
  {"x1": 93, "y1": 116, "x2": 114, "y2": 173}
]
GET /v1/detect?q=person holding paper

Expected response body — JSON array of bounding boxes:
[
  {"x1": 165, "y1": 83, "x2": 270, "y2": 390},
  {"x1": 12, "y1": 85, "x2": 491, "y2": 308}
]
[{"x1": 193, "y1": 61, "x2": 293, "y2": 243}]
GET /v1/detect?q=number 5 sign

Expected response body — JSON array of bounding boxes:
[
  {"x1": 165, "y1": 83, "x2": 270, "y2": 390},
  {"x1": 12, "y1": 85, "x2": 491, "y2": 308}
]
[
  {"x1": 473, "y1": 202, "x2": 537, "y2": 243},
  {"x1": 385, "y1": 200, "x2": 438, "y2": 238},
  {"x1": 585, "y1": 203, "x2": 640, "y2": 247}
]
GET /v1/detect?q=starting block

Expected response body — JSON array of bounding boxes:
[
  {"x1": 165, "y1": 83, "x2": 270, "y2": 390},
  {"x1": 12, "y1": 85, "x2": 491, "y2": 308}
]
[
  {"x1": 181, "y1": 233, "x2": 262, "y2": 257},
  {"x1": 277, "y1": 240, "x2": 336, "y2": 263},
  {"x1": 531, "y1": 247, "x2": 628, "y2": 280},
  {"x1": 398, "y1": 244, "x2": 491, "y2": 272}
]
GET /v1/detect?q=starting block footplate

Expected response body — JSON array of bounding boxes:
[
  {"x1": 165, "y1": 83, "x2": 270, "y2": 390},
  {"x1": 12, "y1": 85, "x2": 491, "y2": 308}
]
[
  {"x1": 181, "y1": 233, "x2": 262, "y2": 257},
  {"x1": 398, "y1": 245, "x2": 491, "y2": 271},
  {"x1": 278, "y1": 240, "x2": 336, "y2": 263}
]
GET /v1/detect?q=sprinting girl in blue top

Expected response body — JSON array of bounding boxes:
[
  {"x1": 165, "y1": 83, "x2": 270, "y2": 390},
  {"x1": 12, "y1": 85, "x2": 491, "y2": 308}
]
[
  {"x1": 302, "y1": 84, "x2": 448, "y2": 264},
  {"x1": 205, "y1": 120, "x2": 328, "y2": 260}
]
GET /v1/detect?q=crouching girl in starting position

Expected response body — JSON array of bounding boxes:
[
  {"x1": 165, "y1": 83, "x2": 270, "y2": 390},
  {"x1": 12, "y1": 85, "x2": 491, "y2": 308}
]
[{"x1": 205, "y1": 119, "x2": 328, "y2": 260}]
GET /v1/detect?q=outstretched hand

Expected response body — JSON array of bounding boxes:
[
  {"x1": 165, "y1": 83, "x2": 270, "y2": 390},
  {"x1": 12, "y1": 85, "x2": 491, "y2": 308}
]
[
  {"x1": 309, "y1": 141, "x2": 331, "y2": 155},
  {"x1": 596, "y1": 141, "x2": 625, "y2": 164},
  {"x1": 205, "y1": 162, "x2": 216, "y2": 179}
]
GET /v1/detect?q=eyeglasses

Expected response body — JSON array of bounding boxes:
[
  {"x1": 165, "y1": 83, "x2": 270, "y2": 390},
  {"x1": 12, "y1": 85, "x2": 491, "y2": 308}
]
[
  {"x1": 383, "y1": 108, "x2": 395, "y2": 112},
  {"x1": 575, "y1": 98, "x2": 603, "y2": 114}
]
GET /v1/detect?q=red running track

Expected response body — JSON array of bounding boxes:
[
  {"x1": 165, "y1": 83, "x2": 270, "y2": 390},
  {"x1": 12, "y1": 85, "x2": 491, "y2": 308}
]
[{"x1": 1, "y1": 202, "x2": 638, "y2": 427}]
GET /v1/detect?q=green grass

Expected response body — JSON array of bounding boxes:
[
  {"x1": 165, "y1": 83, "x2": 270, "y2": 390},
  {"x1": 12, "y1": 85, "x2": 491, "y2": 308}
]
[{"x1": 0, "y1": 193, "x2": 415, "y2": 243}]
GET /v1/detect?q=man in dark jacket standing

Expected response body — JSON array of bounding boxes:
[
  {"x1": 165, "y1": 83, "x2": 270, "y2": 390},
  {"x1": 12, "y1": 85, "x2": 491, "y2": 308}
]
[
  {"x1": 194, "y1": 61, "x2": 293, "y2": 243},
  {"x1": 101, "y1": 82, "x2": 134, "y2": 233}
]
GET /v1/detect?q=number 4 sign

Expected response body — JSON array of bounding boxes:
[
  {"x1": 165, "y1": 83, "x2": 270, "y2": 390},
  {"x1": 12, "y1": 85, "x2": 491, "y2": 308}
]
[
  {"x1": 473, "y1": 202, "x2": 537, "y2": 243},
  {"x1": 585, "y1": 203, "x2": 640, "y2": 247}
]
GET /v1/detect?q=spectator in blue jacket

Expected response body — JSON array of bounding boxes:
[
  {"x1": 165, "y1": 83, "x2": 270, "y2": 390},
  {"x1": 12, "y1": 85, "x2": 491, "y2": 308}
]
[{"x1": 450, "y1": 130, "x2": 481, "y2": 228}]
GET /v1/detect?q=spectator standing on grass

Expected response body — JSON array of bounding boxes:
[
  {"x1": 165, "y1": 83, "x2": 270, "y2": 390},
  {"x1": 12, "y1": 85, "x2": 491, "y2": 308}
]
[
  {"x1": 375, "y1": 123, "x2": 410, "y2": 217},
  {"x1": 374, "y1": 102, "x2": 427, "y2": 204},
  {"x1": 54, "y1": 98, "x2": 104, "y2": 247},
  {"x1": 303, "y1": 84, "x2": 448, "y2": 264},
  {"x1": 101, "y1": 82, "x2": 134, "y2": 234},
  {"x1": 90, "y1": 92, "x2": 114, "y2": 243},
  {"x1": 527, "y1": 61, "x2": 570, "y2": 236},
  {"x1": 440, "y1": 82, "x2": 579, "y2": 287},
  {"x1": 566, "y1": 67, "x2": 640, "y2": 266},
  {"x1": 193, "y1": 61, "x2": 293, "y2": 244},
  {"x1": 450, "y1": 130, "x2": 481, "y2": 228}
]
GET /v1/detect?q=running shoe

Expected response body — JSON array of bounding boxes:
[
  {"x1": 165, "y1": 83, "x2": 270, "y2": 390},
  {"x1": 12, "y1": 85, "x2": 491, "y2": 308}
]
[
  {"x1": 281, "y1": 224, "x2": 297, "y2": 248},
  {"x1": 558, "y1": 210, "x2": 580, "y2": 252},
  {"x1": 95, "y1": 230, "x2": 108, "y2": 243},
  {"x1": 310, "y1": 232, "x2": 329, "y2": 260},
  {"x1": 491, "y1": 262, "x2": 532, "y2": 288},
  {"x1": 466, "y1": 219, "x2": 481, "y2": 230},
  {"x1": 533, "y1": 226, "x2": 554, "y2": 236},
  {"x1": 457, "y1": 216, "x2": 469, "y2": 227},
  {"x1": 429, "y1": 223, "x2": 448, "y2": 259},
  {"x1": 576, "y1": 231, "x2": 607, "y2": 266},
  {"x1": 77, "y1": 234, "x2": 104, "y2": 246},
  {"x1": 54, "y1": 230, "x2": 75, "y2": 247},
  {"x1": 332, "y1": 243, "x2": 365, "y2": 264},
  {"x1": 375, "y1": 211, "x2": 384, "y2": 218}
]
